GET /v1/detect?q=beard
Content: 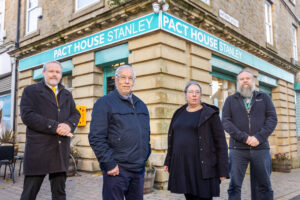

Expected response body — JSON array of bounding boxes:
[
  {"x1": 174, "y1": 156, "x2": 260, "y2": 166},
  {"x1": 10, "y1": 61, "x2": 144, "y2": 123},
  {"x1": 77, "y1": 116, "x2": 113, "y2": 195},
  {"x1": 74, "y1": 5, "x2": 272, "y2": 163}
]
[{"x1": 238, "y1": 84, "x2": 255, "y2": 98}]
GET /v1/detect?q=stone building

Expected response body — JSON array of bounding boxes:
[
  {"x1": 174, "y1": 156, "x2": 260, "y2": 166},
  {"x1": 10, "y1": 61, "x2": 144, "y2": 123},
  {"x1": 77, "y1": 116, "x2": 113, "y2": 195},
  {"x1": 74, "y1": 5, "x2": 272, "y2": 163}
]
[{"x1": 1, "y1": 0, "x2": 300, "y2": 188}]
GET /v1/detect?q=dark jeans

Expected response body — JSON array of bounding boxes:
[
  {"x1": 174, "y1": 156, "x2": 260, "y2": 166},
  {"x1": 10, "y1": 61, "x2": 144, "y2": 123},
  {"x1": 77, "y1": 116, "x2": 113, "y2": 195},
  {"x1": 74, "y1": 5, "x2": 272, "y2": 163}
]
[
  {"x1": 228, "y1": 149, "x2": 273, "y2": 200},
  {"x1": 102, "y1": 166, "x2": 145, "y2": 200},
  {"x1": 20, "y1": 172, "x2": 67, "y2": 200}
]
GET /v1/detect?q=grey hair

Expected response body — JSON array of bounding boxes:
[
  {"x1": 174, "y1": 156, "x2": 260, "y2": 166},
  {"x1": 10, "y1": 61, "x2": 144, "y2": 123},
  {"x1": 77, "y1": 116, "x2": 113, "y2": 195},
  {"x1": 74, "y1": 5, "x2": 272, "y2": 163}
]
[
  {"x1": 42, "y1": 60, "x2": 63, "y2": 72},
  {"x1": 184, "y1": 81, "x2": 202, "y2": 95},
  {"x1": 115, "y1": 64, "x2": 136, "y2": 80},
  {"x1": 237, "y1": 69, "x2": 256, "y2": 92},
  {"x1": 237, "y1": 69, "x2": 254, "y2": 81}
]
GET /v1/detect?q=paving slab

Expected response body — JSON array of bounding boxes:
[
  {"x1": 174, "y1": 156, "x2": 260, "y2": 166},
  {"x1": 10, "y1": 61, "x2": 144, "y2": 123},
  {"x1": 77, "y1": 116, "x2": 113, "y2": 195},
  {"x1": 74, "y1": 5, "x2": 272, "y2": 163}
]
[{"x1": 1, "y1": 161, "x2": 300, "y2": 200}]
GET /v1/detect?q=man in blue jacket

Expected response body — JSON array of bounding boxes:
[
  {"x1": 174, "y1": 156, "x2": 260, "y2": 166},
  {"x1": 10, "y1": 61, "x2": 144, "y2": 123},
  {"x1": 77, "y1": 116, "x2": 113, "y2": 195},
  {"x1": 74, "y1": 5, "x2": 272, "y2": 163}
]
[
  {"x1": 222, "y1": 70, "x2": 277, "y2": 200},
  {"x1": 89, "y1": 65, "x2": 151, "y2": 200}
]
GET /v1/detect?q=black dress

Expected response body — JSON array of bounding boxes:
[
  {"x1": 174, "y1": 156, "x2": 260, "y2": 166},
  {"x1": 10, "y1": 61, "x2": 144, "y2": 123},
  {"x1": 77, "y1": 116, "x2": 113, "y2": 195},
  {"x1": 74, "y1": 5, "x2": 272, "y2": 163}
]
[{"x1": 168, "y1": 108, "x2": 220, "y2": 198}]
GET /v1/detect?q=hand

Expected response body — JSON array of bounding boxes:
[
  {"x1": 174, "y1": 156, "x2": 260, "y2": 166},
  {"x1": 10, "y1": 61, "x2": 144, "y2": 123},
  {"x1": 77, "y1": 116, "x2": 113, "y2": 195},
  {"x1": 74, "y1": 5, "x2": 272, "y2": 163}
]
[
  {"x1": 246, "y1": 136, "x2": 259, "y2": 147},
  {"x1": 56, "y1": 123, "x2": 72, "y2": 137},
  {"x1": 164, "y1": 166, "x2": 169, "y2": 172},
  {"x1": 107, "y1": 165, "x2": 119, "y2": 176},
  {"x1": 220, "y1": 177, "x2": 226, "y2": 181}
]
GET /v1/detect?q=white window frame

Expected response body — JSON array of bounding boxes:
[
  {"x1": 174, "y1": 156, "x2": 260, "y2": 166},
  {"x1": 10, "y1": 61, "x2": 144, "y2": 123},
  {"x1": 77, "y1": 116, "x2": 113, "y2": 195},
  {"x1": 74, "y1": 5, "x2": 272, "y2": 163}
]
[
  {"x1": 200, "y1": 0, "x2": 210, "y2": 5},
  {"x1": 265, "y1": 1, "x2": 273, "y2": 45},
  {"x1": 0, "y1": 0, "x2": 5, "y2": 43},
  {"x1": 292, "y1": 25, "x2": 298, "y2": 61},
  {"x1": 290, "y1": 0, "x2": 296, "y2": 6},
  {"x1": 75, "y1": 0, "x2": 100, "y2": 12},
  {"x1": 26, "y1": 0, "x2": 39, "y2": 35}
]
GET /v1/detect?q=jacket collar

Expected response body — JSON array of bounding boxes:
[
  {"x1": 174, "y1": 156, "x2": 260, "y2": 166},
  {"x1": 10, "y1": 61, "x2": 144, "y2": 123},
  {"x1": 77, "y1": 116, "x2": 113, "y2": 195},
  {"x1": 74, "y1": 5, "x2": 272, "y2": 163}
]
[
  {"x1": 40, "y1": 79, "x2": 65, "y2": 92},
  {"x1": 174, "y1": 102, "x2": 219, "y2": 127},
  {"x1": 113, "y1": 89, "x2": 139, "y2": 105}
]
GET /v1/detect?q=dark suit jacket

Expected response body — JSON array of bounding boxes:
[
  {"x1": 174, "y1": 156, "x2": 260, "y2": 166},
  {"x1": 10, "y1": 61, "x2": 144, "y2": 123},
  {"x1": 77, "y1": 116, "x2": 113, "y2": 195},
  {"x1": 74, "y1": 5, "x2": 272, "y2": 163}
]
[{"x1": 20, "y1": 80, "x2": 80, "y2": 175}]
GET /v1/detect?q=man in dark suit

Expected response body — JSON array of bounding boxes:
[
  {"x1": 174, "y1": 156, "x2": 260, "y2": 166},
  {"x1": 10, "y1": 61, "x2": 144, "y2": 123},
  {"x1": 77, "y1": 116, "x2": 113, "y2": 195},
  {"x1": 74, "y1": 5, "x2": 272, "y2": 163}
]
[{"x1": 20, "y1": 61, "x2": 80, "y2": 200}]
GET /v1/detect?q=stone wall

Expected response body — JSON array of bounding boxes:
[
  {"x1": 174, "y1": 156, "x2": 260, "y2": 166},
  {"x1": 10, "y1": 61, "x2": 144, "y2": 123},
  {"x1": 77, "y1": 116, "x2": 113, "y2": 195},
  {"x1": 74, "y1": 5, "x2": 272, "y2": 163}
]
[
  {"x1": 272, "y1": 80, "x2": 298, "y2": 167},
  {"x1": 128, "y1": 31, "x2": 212, "y2": 189}
]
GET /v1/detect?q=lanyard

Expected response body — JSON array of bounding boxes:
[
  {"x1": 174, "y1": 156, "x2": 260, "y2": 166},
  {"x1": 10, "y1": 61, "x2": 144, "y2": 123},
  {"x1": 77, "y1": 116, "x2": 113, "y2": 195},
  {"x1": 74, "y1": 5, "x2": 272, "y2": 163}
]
[{"x1": 243, "y1": 95, "x2": 252, "y2": 117}]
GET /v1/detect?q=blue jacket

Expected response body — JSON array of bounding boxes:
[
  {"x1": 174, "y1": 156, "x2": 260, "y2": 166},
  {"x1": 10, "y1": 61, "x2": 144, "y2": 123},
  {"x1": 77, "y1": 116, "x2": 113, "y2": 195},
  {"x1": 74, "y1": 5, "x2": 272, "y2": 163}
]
[
  {"x1": 222, "y1": 91, "x2": 277, "y2": 150},
  {"x1": 89, "y1": 89, "x2": 151, "y2": 172}
]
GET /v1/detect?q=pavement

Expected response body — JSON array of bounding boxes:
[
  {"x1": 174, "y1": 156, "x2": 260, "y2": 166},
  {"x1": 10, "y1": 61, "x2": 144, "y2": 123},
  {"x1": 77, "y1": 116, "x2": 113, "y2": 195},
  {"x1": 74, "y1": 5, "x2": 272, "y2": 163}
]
[{"x1": 1, "y1": 160, "x2": 300, "y2": 200}]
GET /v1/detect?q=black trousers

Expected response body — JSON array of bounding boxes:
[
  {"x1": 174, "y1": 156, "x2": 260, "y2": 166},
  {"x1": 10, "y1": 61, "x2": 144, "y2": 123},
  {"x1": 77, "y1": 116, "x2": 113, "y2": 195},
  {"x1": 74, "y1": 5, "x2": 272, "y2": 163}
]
[
  {"x1": 20, "y1": 172, "x2": 67, "y2": 200},
  {"x1": 185, "y1": 194, "x2": 212, "y2": 200}
]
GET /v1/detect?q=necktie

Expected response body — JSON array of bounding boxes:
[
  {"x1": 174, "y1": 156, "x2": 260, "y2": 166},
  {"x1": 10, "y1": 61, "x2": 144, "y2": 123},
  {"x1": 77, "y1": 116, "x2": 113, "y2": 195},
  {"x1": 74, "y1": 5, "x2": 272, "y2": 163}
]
[{"x1": 51, "y1": 86, "x2": 59, "y2": 107}]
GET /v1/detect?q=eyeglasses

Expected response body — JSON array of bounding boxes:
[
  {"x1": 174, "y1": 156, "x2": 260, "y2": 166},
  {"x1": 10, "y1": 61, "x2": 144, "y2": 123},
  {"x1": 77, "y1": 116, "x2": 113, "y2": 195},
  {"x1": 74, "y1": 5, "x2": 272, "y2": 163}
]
[
  {"x1": 187, "y1": 90, "x2": 201, "y2": 95},
  {"x1": 117, "y1": 76, "x2": 134, "y2": 83}
]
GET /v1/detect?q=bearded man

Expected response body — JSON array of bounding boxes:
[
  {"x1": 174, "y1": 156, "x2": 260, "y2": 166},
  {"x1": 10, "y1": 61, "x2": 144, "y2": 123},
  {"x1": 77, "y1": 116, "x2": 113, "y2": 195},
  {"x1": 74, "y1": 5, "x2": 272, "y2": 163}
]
[{"x1": 222, "y1": 70, "x2": 277, "y2": 200}]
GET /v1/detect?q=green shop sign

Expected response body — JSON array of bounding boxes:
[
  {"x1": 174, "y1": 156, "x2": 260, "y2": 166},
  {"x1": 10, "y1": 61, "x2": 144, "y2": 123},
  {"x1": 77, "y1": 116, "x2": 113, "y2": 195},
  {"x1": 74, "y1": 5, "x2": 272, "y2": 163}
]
[
  {"x1": 161, "y1": 12, "x2": 293, "y2": 83},
  {"x1": 19, "y1": 13, "x2": 159, "y2": 71},
  {"x1": 19, "y1": 12, "x2": 294, "y2": 83}
]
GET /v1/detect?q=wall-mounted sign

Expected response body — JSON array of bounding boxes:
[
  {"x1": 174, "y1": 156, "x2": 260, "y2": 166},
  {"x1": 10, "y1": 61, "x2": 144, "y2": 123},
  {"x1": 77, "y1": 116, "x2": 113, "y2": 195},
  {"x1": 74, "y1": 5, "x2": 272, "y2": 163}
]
[
  {"x1": 19, "y1": 12, "x2": 294, "y2": 83},
  {"x1": 219, "y1": 9, "x2": 239, "y2": 28},
  {"x1": 19, "y1": 13, "x2": 159, "y2": 71},
  {"x1": 161, "y1": 12, "x2": 293, "y2": 83}
]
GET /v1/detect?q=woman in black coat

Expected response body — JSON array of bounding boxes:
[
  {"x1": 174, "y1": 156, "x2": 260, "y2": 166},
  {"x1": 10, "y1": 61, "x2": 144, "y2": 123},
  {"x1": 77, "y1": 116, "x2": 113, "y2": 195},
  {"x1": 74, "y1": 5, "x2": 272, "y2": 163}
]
[{"x1": 164, "y1": 81, "x2": 229, "y2": 200}]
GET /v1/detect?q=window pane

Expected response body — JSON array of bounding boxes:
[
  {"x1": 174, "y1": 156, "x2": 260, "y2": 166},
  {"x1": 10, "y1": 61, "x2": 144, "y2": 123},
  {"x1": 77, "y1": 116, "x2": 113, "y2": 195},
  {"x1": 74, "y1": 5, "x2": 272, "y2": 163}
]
[
  {"x1": 29, "y1": 0, "x2": 38, "y2": 9},
  {"x1": 77, "y1": 0, "x2": 99, "y2": 10},
  {"x1": 292, "y1": 26, "x2": 298, "y2": 61},
  {"x1": 211, "y1": 76, "x2": 236, "y2": 112},
  {"x1": 27, "y1": 8, "x2": 38, "y2": 33}
]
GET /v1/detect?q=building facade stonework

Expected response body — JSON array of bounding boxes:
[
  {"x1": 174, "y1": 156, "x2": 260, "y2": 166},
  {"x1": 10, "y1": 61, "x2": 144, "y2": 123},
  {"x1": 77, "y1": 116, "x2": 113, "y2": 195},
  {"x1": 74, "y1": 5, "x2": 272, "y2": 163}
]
[{"x1": 1, "y1": 0, "x2": 300, "y2": 188}]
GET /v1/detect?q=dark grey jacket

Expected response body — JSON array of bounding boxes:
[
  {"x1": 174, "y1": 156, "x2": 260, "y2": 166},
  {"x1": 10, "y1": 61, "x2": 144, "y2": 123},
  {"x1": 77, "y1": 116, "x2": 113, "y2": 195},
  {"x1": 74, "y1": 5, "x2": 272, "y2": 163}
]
[
  {"x1": 89, "y1": 89, "x2": 151, "y2": 173},
  {"x1": 20, "y1": 80, "x2": 80, "y2": 175},
  {"x1": 222, "y1": 91, "x2": 277, "y2": 150}
]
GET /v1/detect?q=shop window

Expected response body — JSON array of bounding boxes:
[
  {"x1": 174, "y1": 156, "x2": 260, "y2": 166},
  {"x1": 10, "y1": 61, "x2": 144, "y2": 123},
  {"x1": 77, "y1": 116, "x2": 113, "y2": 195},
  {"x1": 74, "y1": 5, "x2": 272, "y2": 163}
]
[
  {"x1": 95, "y1": 43, "x2": 130, "y2": 95},
  {"x1": 0, "y1": 94, "x2": 11, "y2": 131},
  {"x1": 26, "y1": 0, "x2": 39, "y2": 34},
  {"x1": 265, "y1": 1, "x2": 273, "y2": 45},
  {"x1": 75, "y1": 0, "x2": 100, "y2": 11},
  {"x1": 32, "y1": 60, "x2": 74, "y2": 90},
  {"x1": 259, "y1": 84, "x2": 272, "y2": 97},
  {"x1": 292, "y1": 25, "x2": 298, "y2": 61},
  {"x1": 103, "y1": 61, "x2": 127, "y2": 95},
  {"x1": 210, "y1": 74, "x2": 236, "y2": 113}
]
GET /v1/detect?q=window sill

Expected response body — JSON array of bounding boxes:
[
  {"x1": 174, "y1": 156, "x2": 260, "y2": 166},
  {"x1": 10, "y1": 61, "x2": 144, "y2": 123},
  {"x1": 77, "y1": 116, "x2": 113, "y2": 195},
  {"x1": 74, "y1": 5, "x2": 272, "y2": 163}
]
[
  {"x1": 21, "y1": 30, "x2": 40, "y2": 43},
  {"x1": 70, "y1": 1, "x2": 104, "y2": 23},
  {"x1": 266, "y1": 42, "x2": 278, "y2": 54}
]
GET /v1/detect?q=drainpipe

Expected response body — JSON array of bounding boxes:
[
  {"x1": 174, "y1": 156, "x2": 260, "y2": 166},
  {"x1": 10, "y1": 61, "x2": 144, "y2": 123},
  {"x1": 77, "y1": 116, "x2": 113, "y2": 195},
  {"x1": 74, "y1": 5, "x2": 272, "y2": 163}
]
[{"x1": 12, "y1": 0, "x2": 21, "y2": 134}]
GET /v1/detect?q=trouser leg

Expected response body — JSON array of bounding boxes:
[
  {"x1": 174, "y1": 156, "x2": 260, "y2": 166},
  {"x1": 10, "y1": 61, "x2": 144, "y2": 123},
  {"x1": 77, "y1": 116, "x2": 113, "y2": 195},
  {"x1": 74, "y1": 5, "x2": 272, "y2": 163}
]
[
  {"x1": 49, "y1": 172, "x2": 67, "y2": 200},
  {"x1": 102, "y1": 167, "x2": 130, "y2": 200},
  {"x1": 228, "y1": 149, "x2": 250, "y2": 200},
  {"x1": 125, "y1": 169, "x2": 144, "y2": 200},
  {"x1": 250, "y1": 149, "x2": 273, "y2": 200},
  {"x1": 20, "y1": 175, "x2": 45, "y2": 200}
]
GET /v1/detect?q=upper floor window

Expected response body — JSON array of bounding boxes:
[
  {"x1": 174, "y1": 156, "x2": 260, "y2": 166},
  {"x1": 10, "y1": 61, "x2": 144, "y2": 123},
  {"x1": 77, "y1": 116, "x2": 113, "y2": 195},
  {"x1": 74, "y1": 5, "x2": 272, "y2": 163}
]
[
  {"x1": 292, "y1": 25, "x2": 298, "y2": 61},
  {"x1": 0, "y1": 0, "x2": 5, "y2": 43},
  {"x1": 26, "y1": 0, "x2": 39, "y2": 34},
  {"x1": 290, "y1": 0, "x2": 296, "y2": 6},
  {"x1": 75, "y1": 0, "x2": 100, "y2": 11},
  {"x1": 265, "y1": 1, "x2": 273, "y2": 45},
  {"x1": 201, "y1": 0, "x2": 210, "y2": 5}
]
